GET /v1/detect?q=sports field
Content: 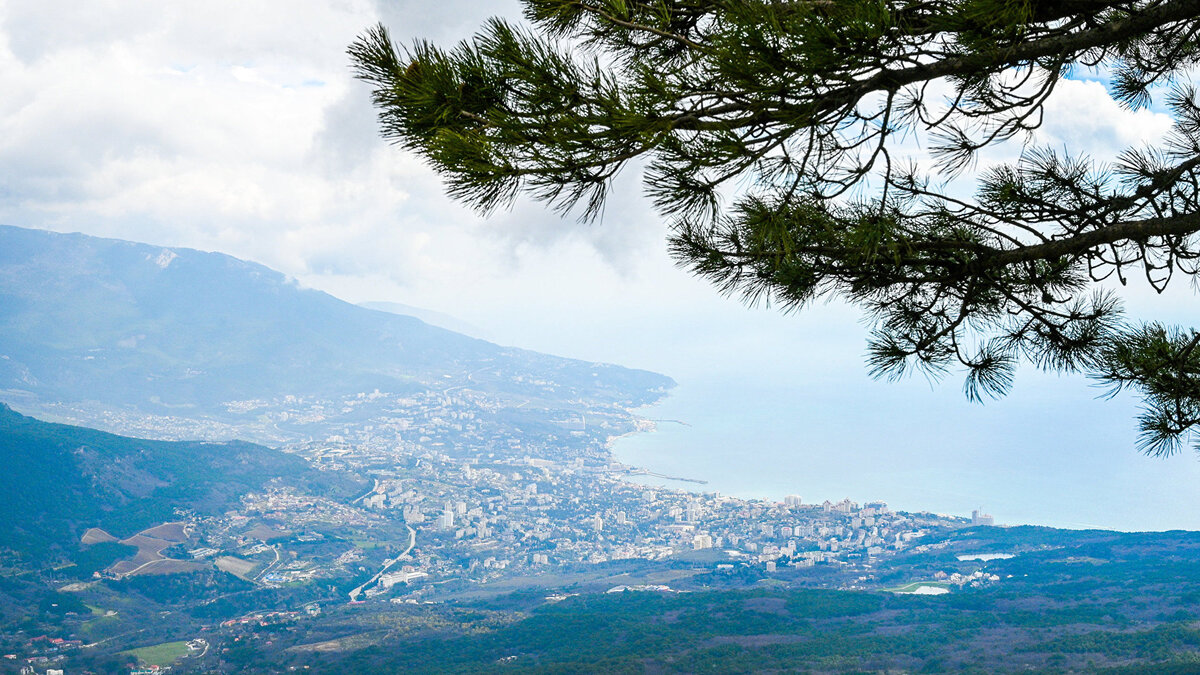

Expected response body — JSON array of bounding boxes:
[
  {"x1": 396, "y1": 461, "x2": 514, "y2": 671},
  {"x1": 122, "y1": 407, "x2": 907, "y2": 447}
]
[{"x1": 122, "y1": 640, "x2": 190, "y2": 666}]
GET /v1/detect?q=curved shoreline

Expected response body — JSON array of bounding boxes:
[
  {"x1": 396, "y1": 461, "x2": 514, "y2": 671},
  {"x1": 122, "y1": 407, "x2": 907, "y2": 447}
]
[{"x1": 607, "y1": 403, "x2": 711, "y2": 490}]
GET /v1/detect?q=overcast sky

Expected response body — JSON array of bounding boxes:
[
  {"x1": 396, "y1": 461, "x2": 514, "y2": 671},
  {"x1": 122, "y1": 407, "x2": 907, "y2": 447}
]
[
  {"x1": 0, "y1": 0, "x2": 1178, "y2": 367},
  {"x1": 3, "y1": 0, "x2": 1200, "y2": 528}
]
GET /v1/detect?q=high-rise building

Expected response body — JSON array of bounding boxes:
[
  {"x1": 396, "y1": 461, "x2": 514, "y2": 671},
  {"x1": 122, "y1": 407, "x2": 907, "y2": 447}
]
[{"x1": 971, "y1": 509, "x2": 995, "y2": 526}]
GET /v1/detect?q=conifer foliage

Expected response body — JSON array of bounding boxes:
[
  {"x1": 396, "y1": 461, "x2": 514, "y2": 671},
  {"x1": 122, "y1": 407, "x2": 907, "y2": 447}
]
[{"x1": 351, "y1": 0, "x2": 1200, "y2": 454}]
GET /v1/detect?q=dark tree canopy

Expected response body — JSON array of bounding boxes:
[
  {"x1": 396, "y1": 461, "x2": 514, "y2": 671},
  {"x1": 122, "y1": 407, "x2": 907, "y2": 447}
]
[{"x1": 351, "y1": 0, "x2": 1200, "y2": 455}]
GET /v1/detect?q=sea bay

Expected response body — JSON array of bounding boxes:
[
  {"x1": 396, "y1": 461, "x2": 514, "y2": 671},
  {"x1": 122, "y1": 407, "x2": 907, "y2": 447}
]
[{"x1": 612, "y1": 368, "x2": 1200, "y2": 532}]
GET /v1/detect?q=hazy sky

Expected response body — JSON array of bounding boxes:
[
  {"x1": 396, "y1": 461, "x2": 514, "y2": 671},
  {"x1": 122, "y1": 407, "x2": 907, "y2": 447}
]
[{"x1": 3, "y1": 1, "x2": 1200, "y2": 528}]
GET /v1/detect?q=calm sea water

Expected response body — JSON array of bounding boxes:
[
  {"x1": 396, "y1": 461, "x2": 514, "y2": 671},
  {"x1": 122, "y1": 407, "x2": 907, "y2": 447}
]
[{"x1": 612, "y1": 369, "x2": 1200, "y2": 532}]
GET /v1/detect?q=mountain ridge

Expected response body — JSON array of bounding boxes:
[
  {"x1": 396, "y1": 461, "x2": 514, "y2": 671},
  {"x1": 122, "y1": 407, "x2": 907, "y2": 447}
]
[{"x1": 0, "y1": 225, "x2": 673, "y2": 424}]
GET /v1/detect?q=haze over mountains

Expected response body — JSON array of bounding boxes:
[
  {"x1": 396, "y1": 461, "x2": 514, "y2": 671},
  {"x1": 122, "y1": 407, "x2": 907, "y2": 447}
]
[
  {"x1": 358, "y1": 300, "x2": 490, "y2": 339},
  {"x1": 8, "y1": 224, "x2": 1200, "y2": 674},
  {"x1": 0, "y1": 225, "x2": 671, "y2": 438}
]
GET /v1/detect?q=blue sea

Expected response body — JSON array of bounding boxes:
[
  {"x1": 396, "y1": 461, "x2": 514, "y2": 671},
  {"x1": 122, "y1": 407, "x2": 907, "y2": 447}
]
[{"x1": 612, "y1": 368, "x2": 1200, "y2": 532}]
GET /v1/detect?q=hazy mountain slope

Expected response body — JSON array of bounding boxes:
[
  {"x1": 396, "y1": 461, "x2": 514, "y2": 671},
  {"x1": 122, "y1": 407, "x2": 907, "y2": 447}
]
[
  {"x1": 359, "y1": 300, "x2": 489, "y2": 339},
  {"x1": 0, "y1": 225, "x2": 671, "y2": 414},
  {"x1": 0, "y1": 403, "x2": 351, "y2": 557}
]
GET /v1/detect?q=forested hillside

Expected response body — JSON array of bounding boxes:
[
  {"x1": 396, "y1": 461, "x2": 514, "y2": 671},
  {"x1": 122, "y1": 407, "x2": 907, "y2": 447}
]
[{"x1": 0, "y1": 404, "x2": 357, "y2": 558}]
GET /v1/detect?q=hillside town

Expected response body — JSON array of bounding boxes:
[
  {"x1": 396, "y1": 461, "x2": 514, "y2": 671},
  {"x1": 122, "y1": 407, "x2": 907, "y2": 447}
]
[
  {"x1": 124, "y1": 384, "x2": 975, "y2": 604},
  {"x1": 1, "y1": 385, "x2": 984, "y2": 674}
]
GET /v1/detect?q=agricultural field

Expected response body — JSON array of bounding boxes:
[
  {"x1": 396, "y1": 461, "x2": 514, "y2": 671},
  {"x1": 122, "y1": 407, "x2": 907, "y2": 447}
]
[
  {"x1": 79, "y1": 528, "x2": 117, "y2": 545},
  {"x1": 215, "y1": 556, "x2": 259, "y2": 579},
  {"x1": 139, "y1": 523, "x2": 189, "y2": 542}
]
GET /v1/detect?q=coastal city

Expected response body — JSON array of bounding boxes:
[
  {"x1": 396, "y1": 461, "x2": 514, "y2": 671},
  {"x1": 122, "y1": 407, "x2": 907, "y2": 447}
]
[
  {"x1": 2, "y1": 380, "x2": 1000, "y2": 674},
  {"x1": 220, "y1": 447, "x2": 979, "y2": 600},
  {"x1": 57, "y1": 383, "x2": 987, "y2": 605},
  {"x1": 5, "y1": 0, "x2": 1200, "y2": 668}
]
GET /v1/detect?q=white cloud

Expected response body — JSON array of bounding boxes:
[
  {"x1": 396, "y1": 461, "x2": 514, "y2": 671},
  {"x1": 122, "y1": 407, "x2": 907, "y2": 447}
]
[
  {"x1": 0, "y1": 0, "x2": 664, "y2": 319},
  {"x1": 1033, "y1": 78, "x2": 1174, "y2": 158},
  {"x1": 0, "y1": 0, "x2": 1196, "y2": 368}
]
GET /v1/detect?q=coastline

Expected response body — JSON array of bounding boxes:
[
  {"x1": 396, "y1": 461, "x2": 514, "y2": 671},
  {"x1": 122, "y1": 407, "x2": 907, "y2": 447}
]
[
  {"x1": 603, "y1": 379, "x2": 1200, "y2": 532},
  {"x1": 607, "y1": 396, "x2": 713, "y2": 491}
]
